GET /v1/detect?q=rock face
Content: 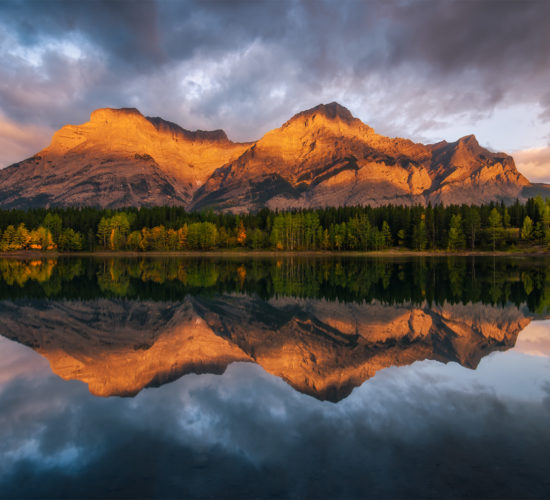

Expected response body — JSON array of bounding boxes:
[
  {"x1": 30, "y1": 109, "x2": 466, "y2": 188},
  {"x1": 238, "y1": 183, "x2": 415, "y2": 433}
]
[
  {"x1": 0, "y1": 103, "x2": 538, "y2": 210},
  {"x1": 0, "y1": 296, "x2": 530, "y2": 401},
  {"x1": 0, "y1": 108, "x2": 249, "y2": 208}
]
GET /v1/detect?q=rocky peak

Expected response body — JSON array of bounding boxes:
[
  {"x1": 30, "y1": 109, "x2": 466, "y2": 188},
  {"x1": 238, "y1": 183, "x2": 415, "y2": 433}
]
[
  {"x1": 456, "y1": 134, "x2": 483, "y2": 153},
  {"x1": 304, "y1": 102, "x2": 356, "y2": 122},
  {"x1": 283, "y1": 102, "x2": 360, "y2": 128},
  {"x1": 458, "y1": 134, "x2": 479, "y2": 145}
]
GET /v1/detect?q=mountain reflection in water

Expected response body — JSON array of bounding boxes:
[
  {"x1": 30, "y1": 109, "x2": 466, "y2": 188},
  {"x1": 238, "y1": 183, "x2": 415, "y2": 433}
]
[
  {"x1": 0, "y1": 256, "x2": 548, "y2": 401},
  {"x1": 1, "y1": 256, "x2": 550, "y2": 499}
]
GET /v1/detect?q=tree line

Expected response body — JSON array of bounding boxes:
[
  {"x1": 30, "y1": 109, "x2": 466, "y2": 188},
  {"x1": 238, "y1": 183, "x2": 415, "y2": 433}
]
[
  {"x1": 1, "y1": 256, "x2": 550, "y2": 314},
  {"x1": 1, "y1": 198, "x2": 550, "y2": 252}
]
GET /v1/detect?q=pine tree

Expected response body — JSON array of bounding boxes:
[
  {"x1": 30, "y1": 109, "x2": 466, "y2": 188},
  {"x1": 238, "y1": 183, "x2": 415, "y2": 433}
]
[
  {"x1": 397, "y1": 229, "x2": 406, "y2": 247},
  {"x1": 488, "y1": 208, "x2": 503, "y2": 251},
  {"x1": 464, "y1": 207, "x2": 481, "y2": 249},
  {"x1": 381, "y1": 221, "x2": 392, "y2": 248},
  {"x1": 447, "y1": 215, "x2": 465, "y2": 250},
  {"x1": 412, "y1": 221, "x2": 427, "y2": 250},
  {"x1": 43, "y1": 213, "x2": 62, "y2": 244}
]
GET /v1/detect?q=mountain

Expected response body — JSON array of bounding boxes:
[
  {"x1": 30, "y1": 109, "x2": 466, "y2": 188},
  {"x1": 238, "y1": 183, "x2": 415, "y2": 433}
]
[
  {"x1": 0, "y1": 103, "x2": 542, "y2": 210},
  {"x1": 192, "y1": 104, "x2": 531, "y2": 210},
  {"x1": 0, "y1": 108, "x2": 249, "y2": 208},
  {"x1": 0, "y1": 296, "x2": 530, "y2": 401}
]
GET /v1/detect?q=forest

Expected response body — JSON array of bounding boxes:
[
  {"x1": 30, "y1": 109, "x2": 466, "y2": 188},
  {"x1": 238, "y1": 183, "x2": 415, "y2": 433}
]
[{"x1": 0, "y1": 197, "x2": 550, "y2": 252}]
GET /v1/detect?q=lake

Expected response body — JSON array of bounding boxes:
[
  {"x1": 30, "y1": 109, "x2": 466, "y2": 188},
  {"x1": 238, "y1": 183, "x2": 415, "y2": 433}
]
[{"x1": 1, "y1": 256, "x2": 549, "y2": 499}]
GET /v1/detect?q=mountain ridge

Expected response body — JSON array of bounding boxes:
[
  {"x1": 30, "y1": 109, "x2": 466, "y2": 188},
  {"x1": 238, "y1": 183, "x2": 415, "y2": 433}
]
[
  {"x1": 0, "y1": 103, "x2": 543, "y2": 210},
  {"x1": 0, "y1": 297, "x2": 530, "y2": 401}
]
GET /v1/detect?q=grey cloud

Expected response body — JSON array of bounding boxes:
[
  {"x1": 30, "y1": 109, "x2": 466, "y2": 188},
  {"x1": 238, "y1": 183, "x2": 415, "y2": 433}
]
[
  {"x1": 539, "y1": 91, "x2": 550, "y2": 122},
  {"x1": 1, "y1": 0, "x2": 165, "y2": 69},
  {"x1": 383, "y1": 1, "x2": 549, "y2": 72},
  {"x1": 0, "y1": 0, "x2": 549, "y2": 160}
]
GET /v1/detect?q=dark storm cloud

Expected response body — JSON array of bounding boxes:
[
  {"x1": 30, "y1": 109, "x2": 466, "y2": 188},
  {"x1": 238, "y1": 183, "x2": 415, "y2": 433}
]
[
  {"x1": 2, "y1": 0, "x2": 165, "y2": 68},
  {"x1": 382, "y1": 1, "x2": 550, "y2": 73},
  {"x1": 0, "y1": 0, "x2": 549, "y2": 164},
  {"x1": 377, "y1": 1, "x2": 550, "y2": 114}
]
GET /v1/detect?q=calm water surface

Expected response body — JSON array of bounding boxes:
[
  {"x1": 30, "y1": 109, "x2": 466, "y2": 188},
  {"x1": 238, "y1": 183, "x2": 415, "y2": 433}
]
[{"x1": 0, "y1": 256, "x2": 549, "y2": 499}]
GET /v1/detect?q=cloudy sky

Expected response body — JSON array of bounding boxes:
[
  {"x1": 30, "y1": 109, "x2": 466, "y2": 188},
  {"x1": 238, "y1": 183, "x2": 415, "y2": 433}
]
[{"x1": 1, "y1": 0, "x2": 549, "y2": 181}]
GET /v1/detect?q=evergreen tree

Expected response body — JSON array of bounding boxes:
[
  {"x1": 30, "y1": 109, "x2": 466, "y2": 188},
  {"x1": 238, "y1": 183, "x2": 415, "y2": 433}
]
[
  {"x1": 412, "y1": 220, "x2": 427, "y2": 250},
  {"x1": 43, "y1": 213, "x2": 62, "y2": 243},
  {"x1": 503, "y1": 207, "x2": 511, "y2": 228},
  {"x1": 396, "y1": 229, "x2": 406, "y2": 247},
  {"x1": 381, "y1": 221, "x2": 392, "y2": 248},
  {"x1": 488, "y1": 208, "x2": 503, "y2": 250},
  {"x1": 447, "y1": 215, "x2": 466, "y2": 250},
  {"x1": 58, "y1": 228, "x2": 83, "y2": 251},
  {"x1": 464, "y1": 207, "x2": 481, "y2": 249},
  {"x1": 541, "y1": 206, "x2": 550, "y2": 245}
]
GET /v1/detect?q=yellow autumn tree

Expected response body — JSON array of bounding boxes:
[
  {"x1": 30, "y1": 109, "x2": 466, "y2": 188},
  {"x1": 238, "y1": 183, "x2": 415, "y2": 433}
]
[
  {"x1": 177, "y1": 224, "x2": 188, "y2": 250},
  {"x1": 236, "y1": 220, "x2": 247, "y2": 246}
]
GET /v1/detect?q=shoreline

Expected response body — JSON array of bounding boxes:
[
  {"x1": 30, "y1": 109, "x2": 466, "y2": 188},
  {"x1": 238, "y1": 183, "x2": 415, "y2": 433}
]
[{"x1": 1, "y1": 248, "x2": 549, "y2": 258}]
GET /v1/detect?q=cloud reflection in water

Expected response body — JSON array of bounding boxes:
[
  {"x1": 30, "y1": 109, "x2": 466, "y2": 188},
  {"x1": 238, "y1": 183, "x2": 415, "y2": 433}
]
[{"x1": 0, "y1": 334, "x2": 549, "y2": 499}]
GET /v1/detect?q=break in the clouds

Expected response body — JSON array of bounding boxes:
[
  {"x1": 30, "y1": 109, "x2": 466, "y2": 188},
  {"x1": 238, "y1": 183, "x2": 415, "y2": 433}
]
[{"x1": 0, "y1": 0, "x2": 549, "y2": 180}]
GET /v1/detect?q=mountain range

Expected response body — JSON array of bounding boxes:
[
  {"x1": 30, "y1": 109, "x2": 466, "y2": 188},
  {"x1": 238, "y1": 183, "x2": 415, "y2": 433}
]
[{"x1": 0, "y1": 102, "x2": 546, "y2": 210}]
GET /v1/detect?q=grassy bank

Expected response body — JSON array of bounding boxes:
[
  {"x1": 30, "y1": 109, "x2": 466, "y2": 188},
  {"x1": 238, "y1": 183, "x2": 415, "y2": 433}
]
[{"x1": 1, "y1": 247, "x2": 550, "y2": 259}]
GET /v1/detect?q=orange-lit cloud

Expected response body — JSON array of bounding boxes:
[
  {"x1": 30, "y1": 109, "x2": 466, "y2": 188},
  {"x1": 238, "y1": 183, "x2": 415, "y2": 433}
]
[
  {"x1": 513, "y1": 321, "x2": 550, "y2": 357},
  {"x1": 0, "y1": 337, "x2": 49, "y2": 388},
  {"x1": 513, "y1": 147, "x2": 550, "y2": 184},
  {"x1": 0, "y1": 113, "x2": 52, "y2": 167}
]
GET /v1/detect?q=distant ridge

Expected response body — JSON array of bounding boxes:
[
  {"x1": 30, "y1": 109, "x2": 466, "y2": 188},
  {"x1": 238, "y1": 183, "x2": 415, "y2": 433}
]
[{"x1": 0, "y1": 103, "x2": 544, "y2": 210}]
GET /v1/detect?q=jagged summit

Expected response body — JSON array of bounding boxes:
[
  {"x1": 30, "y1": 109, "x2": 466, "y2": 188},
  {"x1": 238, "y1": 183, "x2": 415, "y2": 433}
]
[
  {"x1": 286, "y1": 102, "x2": 357, "y2": 125},
  {"x1": 0, "y1": 104, "x2": 541, "y2": 210},
  {"x1": 89, "y1": 108, "x2": 231, "y2": 143},
  {"x1": 458, "y1": 134, "x2": 478, "y2": 143}
]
